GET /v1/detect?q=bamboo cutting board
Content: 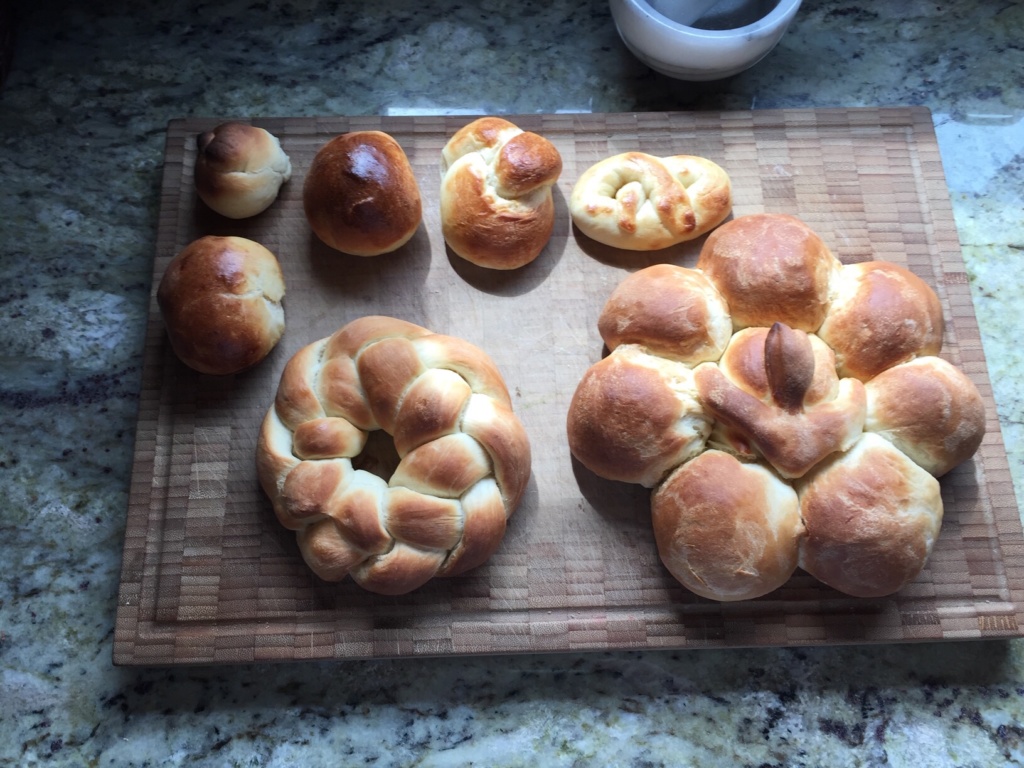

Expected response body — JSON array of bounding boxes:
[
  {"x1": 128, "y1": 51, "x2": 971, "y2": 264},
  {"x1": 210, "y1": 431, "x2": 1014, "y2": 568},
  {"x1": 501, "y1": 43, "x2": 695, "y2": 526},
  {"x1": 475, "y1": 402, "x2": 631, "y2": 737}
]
[{"x1": 114, "y1": 108, "x2": 1024, "y2": 665}]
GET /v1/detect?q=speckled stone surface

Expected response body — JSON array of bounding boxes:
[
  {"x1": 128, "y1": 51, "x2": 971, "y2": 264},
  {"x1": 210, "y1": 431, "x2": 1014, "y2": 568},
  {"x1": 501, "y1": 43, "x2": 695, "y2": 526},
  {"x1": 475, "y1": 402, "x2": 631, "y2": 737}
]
[{"x1": 1, "y1": 1, "x2": 1022, "y2": 765}]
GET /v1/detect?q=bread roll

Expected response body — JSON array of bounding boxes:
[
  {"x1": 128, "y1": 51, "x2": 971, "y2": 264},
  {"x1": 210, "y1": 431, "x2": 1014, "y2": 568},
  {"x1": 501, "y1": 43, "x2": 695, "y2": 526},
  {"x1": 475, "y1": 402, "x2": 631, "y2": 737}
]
[
  {"x1": 440, "y1": 117, "x2": 562, "y2": 269},
  {"x1": 817, "y1": 261, "x2": 944, "y2": 381},
  {"x1": 157, "y1": 236, "x2": 285, "y2": 375},
  {"x1": 797, "y1": 433, "x2": 943, "y2": 598},
  {"x1": 566, "y1": 345, "x2": 711, "y2": 488},
  {"x1": 194, "y1": 122, "x2": 292, "y2": 219},
  {"x1": 597, "y1": 263, "x2": 732, "y2": 365},
  {"x1": 303, "y1": 131, "x2": 422, "y2": 256},
  {"x1": 652, "y1": 450, "x2": 803, "y2": 601},
  {"x1": 696, "y1": 213, "x2": 840, "y2": 332},
  {"x1": 865, "y1": 356, "x2": 986, "y2": 476},
  {"x1": 570, "y1": 152, "x2": 731, "y2": 251}
]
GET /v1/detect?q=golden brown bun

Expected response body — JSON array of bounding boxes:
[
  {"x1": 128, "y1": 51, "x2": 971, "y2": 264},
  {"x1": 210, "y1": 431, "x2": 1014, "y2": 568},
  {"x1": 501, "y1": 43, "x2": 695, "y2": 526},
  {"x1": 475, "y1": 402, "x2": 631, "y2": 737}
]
[
  {"x1": 157, "y1": 236, "x2": 285, "y2": 375},
  {"x1": 697, "y1": 213, "x2": 840, "y2": 332},
  {"x1": 652, "y1": 450, "x2": 804, "y2": 601},
  {"x1": 865, "y1": 356, "x2": 986, "y2": 476},
  {"x1": 817, "y1": 261, "x2": 944, "y2": 381},
  {"x1": 597, "y1": 263, "x2": 732, "y2": 364},
  {"x1": 440, "y1": 117, "x2": 562, "y2": 269},
  {"x1": 570, "y1": 152, "x2": 732, "y2": 250},
  {"x1": 194, "y1": 122, "x2": 292, "y2": 219},
  {"x1": 566, "y1": 345, "x2": 711, "y2": 488},
  {"x1": 797, "y1": 433, "x2": 943, "y2": 598},
  {"x1": 303, "y1": 131, "x2": 422, "y2": 256},
  {"x1": 256, "y1": 316, "x2": 531, "y2": 594}
]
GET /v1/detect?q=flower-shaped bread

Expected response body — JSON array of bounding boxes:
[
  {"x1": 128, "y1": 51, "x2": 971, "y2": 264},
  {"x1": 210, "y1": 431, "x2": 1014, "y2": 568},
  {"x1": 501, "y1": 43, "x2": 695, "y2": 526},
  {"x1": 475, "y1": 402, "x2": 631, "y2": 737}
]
[{"x1": 567, "y1": 214, "x2": 986, "y2": 601}]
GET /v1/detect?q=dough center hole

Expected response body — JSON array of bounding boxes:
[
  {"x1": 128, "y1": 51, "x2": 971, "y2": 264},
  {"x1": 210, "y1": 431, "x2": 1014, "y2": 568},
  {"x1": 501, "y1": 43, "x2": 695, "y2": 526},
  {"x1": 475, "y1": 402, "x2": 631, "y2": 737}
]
[{"x1": 351, "y1": 429, "x2": 401, "y2": 482}]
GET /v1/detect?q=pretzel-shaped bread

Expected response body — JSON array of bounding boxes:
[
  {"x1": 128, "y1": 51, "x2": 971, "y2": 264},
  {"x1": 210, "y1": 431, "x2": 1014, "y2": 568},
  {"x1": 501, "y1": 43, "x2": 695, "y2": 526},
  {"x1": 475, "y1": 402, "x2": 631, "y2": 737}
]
[
  {"x1": 440, "y1": 117, "x2": 563, "y2": 270},
  {"x1": 256, "y1": 316, "x2": 531, "y2": 594},
  {"x1": 569, "y1": 152, "x2": 732, "y2": 250}
]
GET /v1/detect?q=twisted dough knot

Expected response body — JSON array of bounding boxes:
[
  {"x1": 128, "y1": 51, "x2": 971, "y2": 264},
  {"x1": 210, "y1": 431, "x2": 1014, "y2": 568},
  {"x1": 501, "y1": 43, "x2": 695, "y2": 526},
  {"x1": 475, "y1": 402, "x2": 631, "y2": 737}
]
[
  {"x1": 256, "y1": 316, "x2": 531, "y2": 595},
  {"x1": 567, "y1": 214, "x2": 986, "y2": 600},
  {"x1": 440, "y1": 117, "x2": 563, "y2": 270},
  {"x1": 569, "y1": 152, "x2": 732, "y2": 251}
]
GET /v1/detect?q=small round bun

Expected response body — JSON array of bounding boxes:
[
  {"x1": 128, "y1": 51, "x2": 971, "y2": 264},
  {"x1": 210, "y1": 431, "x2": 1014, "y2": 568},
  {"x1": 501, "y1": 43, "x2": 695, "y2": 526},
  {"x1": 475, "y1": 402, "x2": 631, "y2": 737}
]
[
  {"x1": 797, "y1": 433, "x2": 943, "y2": 598},
  {"x1": 303, "y1": 131, "x2": 422, "y2": 256},
  {"x1": 865, "y1": 356, "x2": 986, "y2": 476},
  {"x1": 566, "y1": 345, "x2": 711, "y2": 488},
  {"x1": 570, "y1": 152, "x2": 731, "y2": 250},
  {"x1": 817, "y1": 261, "x2": 944, "y2": 381},
  {"x1": 696, "y1": 213, "x2": 840, "y2": 332},
  {"x1": 157, "y1": 235, "x2": 285, "y2": 375},
  {"x1": 652, "y1": 450, "x2": 804, "y2": 601},
  {"x1": 598, "y1": 263, "x2": 732, "y2": 364},
  {"x1": 194, "y1": 122, "x2": 292, "y2": 219},
  {"x1": 440, "y1": 117, "x2": 562, "y2": 269}
]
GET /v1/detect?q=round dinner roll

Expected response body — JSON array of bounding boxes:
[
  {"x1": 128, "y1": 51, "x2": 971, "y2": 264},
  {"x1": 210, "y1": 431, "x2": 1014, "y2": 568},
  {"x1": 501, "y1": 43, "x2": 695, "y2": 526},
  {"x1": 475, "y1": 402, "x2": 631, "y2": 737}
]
[
  {"x1": 797, "y1": 432, "x2": 943, "y2": 598},
  {"x1": 194, "y1": 122, "x2": 292, "y2": 219},
  {"x1": 865, "y1": 356, "x2": 986, "y2": 476},
  {"x1": 570, "y1": 152, "x2": 732, "y2": 250},
  {"x1": 696, "y1": 213, "x2": 840, "y2": 332},
  {"x1": 303, "y1": 131, "x2": 422, "y2": 256},
  {"x1": 652, "y1": 450, "x2": 804, "y2": 601},
  {"x1": 440, "y1": 117, "x2": 563, "y2": 269},
  {"x1": 157, "y1": 235, "x2": 285, "y2": 375},
  {"x1": 566, "y1": 345, "x2": 712, "y2": 488},
  {"x1": 597, "y1": 263, "x2": 732, "y2": 365},
  {"x1": 817, "y1": 261, "x2": 944, "y2": 381}
]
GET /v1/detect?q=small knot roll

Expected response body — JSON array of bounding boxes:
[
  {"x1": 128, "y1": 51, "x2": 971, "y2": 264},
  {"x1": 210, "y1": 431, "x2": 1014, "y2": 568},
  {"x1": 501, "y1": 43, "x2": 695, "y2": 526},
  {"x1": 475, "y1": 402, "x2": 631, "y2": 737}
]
[
  {"x1": 303, "y1": 131, "x2": 422, "y2": 257},
  {"x1": 194, "y1": 122, "x2": 292, "y2": 219},
  {"x1": 157, "y1": 235, "x2": 285, "y2": 375},
  {"x1": 440, "y1": 117, "x2": 563, "y2": 269},
  {"x1": 570, "y1": 152, "x2": 732, "y2": 250}
]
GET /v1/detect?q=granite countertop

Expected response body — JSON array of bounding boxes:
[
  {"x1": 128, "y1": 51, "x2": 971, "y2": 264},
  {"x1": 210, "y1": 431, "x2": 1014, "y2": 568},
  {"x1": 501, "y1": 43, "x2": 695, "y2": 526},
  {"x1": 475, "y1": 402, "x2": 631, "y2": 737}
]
[{"x1": 2, "y1": 0, "x2": 1023, "y2": 765}]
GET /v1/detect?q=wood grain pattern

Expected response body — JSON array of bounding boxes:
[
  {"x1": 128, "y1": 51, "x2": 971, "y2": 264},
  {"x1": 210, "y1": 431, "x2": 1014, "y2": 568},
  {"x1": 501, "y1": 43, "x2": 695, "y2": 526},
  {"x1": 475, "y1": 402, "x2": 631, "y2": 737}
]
[{"x1": 113, "y1": 108, "x2": 1024, "y2": 665}]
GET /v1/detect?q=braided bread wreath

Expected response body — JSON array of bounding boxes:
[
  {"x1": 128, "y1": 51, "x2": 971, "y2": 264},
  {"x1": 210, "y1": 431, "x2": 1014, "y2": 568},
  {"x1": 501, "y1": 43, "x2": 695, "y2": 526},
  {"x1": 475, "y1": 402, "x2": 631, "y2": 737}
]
[
  {"x1": 567, "y1": 213, "x2": 987, "y2": 601},
  {"x1": 256, "y1": 316, "x2": 531, "y2": 595}
]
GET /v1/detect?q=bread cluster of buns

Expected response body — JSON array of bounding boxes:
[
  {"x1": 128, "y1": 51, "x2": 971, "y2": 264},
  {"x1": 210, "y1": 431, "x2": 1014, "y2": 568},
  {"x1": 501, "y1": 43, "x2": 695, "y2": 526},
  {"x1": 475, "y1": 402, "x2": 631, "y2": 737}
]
[
  {"x1": 567, "y1": 213, "x2": 986, "y2": 601},
  {"x1": 255, "y1": 316, "x2": 531, "y2": 595}
]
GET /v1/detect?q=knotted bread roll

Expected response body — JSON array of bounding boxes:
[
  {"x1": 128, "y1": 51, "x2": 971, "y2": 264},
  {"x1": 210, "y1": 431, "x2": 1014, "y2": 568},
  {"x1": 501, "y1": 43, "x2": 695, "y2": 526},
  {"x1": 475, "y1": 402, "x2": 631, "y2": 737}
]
[
  {"x1": 157, "y1": 235, "x2": 285, "y2": 375},
  {"x1": 566, "y1": 213, "x2": 986, "y2": 601},
  {"x1": 570, "y1": 152, "x2": 732, "y2": 250},
  {"x1": 303, "y1": 131, "x2": 422, "y2": 256},
  {"x1": 440, "y1": 117, "x2": 563, "y2": 269},
  {"x1": 256, "y1": 316, "x2": 531, "y2": 594},
  {"x1": 194, "y1": 122, "x2": 292, "y2": 219}
]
